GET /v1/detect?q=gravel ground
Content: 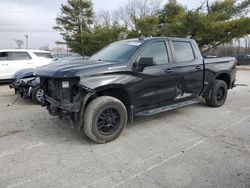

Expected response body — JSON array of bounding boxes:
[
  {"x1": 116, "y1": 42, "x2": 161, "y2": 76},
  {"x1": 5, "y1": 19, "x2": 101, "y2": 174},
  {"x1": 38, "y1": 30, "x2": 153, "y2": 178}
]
[{"x1": 0, "y1": 70, "x2": 250, "y2": 188}]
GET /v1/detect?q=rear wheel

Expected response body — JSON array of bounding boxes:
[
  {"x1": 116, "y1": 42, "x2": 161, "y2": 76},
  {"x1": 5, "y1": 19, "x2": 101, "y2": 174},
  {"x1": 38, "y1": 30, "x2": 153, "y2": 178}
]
[
  {"x1": 205, "y1": 80, "x2": 228, "y2": 107},
  {"x1": 83, "y1": 96, "x2": 127, "y2": 144},
  {"x1": 31, "y1": 87, "x2": 44, "y2": 104}
]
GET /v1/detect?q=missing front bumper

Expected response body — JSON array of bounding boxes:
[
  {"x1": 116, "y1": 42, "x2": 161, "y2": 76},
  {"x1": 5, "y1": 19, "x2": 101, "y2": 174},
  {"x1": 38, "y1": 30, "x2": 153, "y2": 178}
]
[{"x1": 44, "y1": 95, "x2": 82, "y2": 113}]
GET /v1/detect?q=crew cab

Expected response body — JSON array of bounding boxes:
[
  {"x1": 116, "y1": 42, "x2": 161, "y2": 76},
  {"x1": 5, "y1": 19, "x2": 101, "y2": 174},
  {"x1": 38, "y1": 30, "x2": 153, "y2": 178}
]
[
  {"x1": 36, "y1": 37, "x2": 236, "y2": 143},
  {"x1": 0, "y1": 49, "x2": 54, "y2": 81}
]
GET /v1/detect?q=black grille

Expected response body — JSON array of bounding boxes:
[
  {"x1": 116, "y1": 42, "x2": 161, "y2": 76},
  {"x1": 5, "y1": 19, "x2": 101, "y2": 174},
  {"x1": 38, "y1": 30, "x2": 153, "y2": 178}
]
[{"x1": 41, "y1": 77, "x2": 80, "y2": 101}]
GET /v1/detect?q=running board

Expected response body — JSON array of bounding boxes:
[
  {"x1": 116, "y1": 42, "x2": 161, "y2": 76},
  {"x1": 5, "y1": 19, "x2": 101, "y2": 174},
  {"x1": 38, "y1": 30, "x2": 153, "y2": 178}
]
[{"x1": 135, "y1": 98, "x2": 199, "y2": 117}]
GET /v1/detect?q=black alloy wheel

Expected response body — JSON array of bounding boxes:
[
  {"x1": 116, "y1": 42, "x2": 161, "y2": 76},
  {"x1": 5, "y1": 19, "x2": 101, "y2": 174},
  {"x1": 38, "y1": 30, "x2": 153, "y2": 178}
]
[
  {"x1": 216, "y1": 87, "x2": 226, "y2": 103},
  {"x1": 205, "y1": 80, "x2": 228, "y2": 107},
  {"x1": 83, "y1": 96, "x2": 127, "y2": 143},
  {"x1": 97, "y1": 108, "x2": 121, "y2": 136}
]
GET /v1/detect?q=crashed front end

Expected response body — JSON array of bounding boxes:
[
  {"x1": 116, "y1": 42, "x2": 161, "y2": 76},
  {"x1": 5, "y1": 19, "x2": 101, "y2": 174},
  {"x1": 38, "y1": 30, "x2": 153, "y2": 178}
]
[
  {"x1": 10, "y1": 77, "x2": 39, "y2": 98},
  {"x1": 40, "y1": 77, "x2": 94, "y2": 126}
]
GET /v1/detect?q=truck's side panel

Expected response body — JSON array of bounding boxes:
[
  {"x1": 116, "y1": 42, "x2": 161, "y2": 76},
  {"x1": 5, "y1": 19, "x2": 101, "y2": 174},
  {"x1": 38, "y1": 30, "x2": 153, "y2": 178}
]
[{"x1": 202, "y1": 58, "x2": 236, "y2": 98}]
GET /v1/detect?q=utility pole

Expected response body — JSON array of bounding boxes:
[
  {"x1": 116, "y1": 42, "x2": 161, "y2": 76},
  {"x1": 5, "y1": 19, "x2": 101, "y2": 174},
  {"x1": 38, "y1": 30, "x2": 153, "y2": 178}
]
[
  {"x1": 25, "y1": 34, "x2": 28, "y2": 49},
  {"x1": 78, "y1": 13, "x2": 84, "y2": 56},
  {"x1": 66, "y1": 31, "x2": 69, "y2": 55}
]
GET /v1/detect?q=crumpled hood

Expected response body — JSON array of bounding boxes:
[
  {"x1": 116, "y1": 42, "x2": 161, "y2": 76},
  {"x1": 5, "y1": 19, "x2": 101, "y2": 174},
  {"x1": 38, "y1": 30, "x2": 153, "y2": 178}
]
[
  {"x1": 13, "y1": 68, "x2": 35, "y2": 80},
  {"x1": 35, "y1": 59, "x2": 116, "y2": 78}
]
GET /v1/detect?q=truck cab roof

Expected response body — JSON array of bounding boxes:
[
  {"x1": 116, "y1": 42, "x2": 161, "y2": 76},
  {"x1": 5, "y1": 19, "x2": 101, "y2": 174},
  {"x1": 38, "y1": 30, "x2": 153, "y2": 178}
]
[{"x1": 120, "y1": 37, "x2": 195, "y2": 43}]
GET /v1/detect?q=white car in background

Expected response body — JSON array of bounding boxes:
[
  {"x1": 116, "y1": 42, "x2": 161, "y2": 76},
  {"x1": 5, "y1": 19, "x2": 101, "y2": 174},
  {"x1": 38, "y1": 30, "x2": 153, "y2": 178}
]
[{"x1": 0, "y1": 49, "x2": 54, "y2": 81}]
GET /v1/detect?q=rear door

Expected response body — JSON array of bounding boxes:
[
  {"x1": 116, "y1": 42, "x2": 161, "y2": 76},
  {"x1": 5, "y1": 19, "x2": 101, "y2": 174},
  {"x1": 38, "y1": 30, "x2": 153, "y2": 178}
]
[
  {"x1": 0, "y1": 52, "x2": 11, "y2": 79},
  {"x1": 169, "y1": 40, "x2": 204, "y2": 96},
  {"x1": 8, "y1": 52, "x2": 34, "y2": 76}
]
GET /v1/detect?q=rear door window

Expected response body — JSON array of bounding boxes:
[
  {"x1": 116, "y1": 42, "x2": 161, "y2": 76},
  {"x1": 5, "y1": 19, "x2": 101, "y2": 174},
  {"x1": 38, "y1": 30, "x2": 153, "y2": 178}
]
[
  {"x1": 8, "y1": 52, "x2": 32, "y2": 61},
  {"x1": 172, "y1": 41, "x2": 195, "y2": 62}
]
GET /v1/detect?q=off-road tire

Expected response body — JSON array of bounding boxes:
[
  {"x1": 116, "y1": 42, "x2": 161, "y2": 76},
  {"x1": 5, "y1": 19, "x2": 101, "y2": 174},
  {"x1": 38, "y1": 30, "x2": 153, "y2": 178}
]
[
  {"x1": 205, "y1": 80, "x2": 228, "y2": 107},
  {"x1": 31, "y1": 87, "x2": 43, "y2": 104},
  {"x1": 83, "y1": 96, "x2": 127, "y2": 144}
]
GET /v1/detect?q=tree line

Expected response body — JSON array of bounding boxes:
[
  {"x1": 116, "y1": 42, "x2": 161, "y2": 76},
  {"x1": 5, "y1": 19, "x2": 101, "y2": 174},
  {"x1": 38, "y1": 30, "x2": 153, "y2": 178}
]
[{"x1": 54, "y1": 0, "x2": 250, "y2": 56}]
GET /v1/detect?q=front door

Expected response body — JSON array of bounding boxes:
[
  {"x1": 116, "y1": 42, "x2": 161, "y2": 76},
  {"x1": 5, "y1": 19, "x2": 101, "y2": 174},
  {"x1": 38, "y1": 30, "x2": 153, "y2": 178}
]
[{"x1": 132, "y1": 40, "x2": 179, "y2": 110}]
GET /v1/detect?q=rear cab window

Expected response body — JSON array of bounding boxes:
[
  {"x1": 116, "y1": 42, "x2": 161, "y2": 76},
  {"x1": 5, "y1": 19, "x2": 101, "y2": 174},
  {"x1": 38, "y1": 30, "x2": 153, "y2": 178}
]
[{"x1": 172, "y1": 41, "x2": 195, "y2": 63}]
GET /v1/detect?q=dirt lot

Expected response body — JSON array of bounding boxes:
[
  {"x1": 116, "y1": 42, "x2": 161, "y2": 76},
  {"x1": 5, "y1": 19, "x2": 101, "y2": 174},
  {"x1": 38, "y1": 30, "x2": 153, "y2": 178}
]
[{"x1": 0, "y1": 70, "x2": 250, "y2": 188}]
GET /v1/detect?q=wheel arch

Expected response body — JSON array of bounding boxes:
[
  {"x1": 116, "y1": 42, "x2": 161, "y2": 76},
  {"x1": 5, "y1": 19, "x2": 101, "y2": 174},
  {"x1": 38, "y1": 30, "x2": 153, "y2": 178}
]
[
  {"x1": 216, "y1": 73, "x2": 231, "y2": 89},
  {"x1": 202, "y1": 72, "x2": 231, "y2": 99},
  {"x1": 94, "y1": 85, "x2": 133, "y2": 120},
  {"x1": 85, "y1": 84, "x2": 133, "y2": 121}
]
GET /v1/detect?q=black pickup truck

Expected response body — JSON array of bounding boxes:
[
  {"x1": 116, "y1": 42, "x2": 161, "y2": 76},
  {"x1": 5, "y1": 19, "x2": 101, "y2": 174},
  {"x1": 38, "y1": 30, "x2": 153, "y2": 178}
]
[{"x1": 36, "y1": 37, "x2": 236, "y2": 143}]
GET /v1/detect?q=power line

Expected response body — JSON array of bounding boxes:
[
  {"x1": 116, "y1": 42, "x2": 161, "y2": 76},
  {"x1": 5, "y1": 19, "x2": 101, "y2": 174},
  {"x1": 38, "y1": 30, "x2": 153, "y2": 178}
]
[
  {"x1": 0, "y1": 23, "x2": 53, "y2": 26},
  {"x1": 0, "y1": 29, "x2": 55, "y2": 33}
]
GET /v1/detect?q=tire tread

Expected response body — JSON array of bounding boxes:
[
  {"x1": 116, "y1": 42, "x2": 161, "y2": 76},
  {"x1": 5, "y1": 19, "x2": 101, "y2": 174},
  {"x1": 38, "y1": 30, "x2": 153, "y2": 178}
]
[{"x1": 83, "y1": 96, "x2": 127, "y2": 143}]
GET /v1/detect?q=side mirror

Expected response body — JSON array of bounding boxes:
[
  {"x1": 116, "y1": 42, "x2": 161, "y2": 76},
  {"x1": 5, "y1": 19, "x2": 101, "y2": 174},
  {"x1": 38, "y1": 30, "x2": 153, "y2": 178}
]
[{"x1": 138, "y1": 57, "x2": 155, "y2": 69}]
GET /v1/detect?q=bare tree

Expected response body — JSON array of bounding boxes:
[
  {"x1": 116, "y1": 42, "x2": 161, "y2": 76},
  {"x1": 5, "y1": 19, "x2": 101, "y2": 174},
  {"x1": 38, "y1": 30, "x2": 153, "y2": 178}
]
[
  {"x1": 40, "y1": 44, "x2": 50, "y2": 51},
  {"x1": 14, "y1": 39, "x2": 24, "y2": 49},
  {"x1": 244, "y1": 35, "x2": 250, "y2": 54},
  {"x1": 236, "y1": 38, "x2": 241, "y2": 54},
  {"x1": 112, "y1": 7, "x2": 135, "y2": 29},
  {"x1": 248, "y1": 36, "x2": 250, "y2": 54},
  {"x1": 112, "y1": 0, "x2": 163, "y2": 29},
  {"x1": 97, "y1": 10, "x2": 111, "y2": 27},
  {"x1": 133, "y1": 0, "x2": 163, "y2": 18}
]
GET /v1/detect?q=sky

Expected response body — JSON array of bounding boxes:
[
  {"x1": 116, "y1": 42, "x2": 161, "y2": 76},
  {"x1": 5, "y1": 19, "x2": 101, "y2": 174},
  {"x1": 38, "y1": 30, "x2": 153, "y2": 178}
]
[{"x1": 0, "y1": 0, "x2": 204, "y2": 49}]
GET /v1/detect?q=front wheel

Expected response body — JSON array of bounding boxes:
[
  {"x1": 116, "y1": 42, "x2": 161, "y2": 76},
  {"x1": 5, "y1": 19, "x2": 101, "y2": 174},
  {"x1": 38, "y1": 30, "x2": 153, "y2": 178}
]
[
  {"x1": 31, "y1": 87, "x2": 44, "y2": 104},
  {"x1": 83, "y1": 96, "x2": 127, "y2": 144},
  {"x1": 205, "y1": 80, "x2": 228, "y2": 107}
]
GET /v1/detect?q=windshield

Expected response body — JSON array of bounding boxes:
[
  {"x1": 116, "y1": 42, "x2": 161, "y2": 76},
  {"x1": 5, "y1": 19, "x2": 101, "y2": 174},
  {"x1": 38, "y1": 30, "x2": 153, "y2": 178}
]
[{"x1": 89, "y1": 41, "x2": 141, "y2": 62}]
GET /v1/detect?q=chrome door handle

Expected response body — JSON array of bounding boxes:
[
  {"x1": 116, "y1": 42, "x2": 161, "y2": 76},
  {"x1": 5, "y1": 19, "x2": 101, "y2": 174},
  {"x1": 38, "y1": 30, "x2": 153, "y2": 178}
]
[
  {"x1": 165, "y1": 69, "x2": 174, "y2": 73},
  {"x1": 195, "y1": 65, "x2": 201, "y2": 70}
]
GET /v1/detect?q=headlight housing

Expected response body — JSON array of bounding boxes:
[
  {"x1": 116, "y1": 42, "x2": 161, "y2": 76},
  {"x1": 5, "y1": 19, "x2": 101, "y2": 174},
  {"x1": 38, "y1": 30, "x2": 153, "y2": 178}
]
[{"x1": 20, "y1": 77, "x2": 36, "y2": 84}]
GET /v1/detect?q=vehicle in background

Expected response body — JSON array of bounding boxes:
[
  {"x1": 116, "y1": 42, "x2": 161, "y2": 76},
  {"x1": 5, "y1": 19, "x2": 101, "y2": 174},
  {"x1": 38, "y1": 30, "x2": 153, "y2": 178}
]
[
  {"x1": 0, "y1": 49, "x2": 54, "y2": 82},
  {"x1": 235, "y1": 54, "x2": 250, "y2": 65},
  {"x1": 53, "y1": 52, "x2": 82, "y2": 57},
  {"x1": 9, "y1": 56, "x2": 85, "y2": 104},
  {"x1": 9, "y1": 68, "x2": 42, "y2": 104},
  {"x1": 36, "y1": 37, "x2": 236, "y2": 143}
]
